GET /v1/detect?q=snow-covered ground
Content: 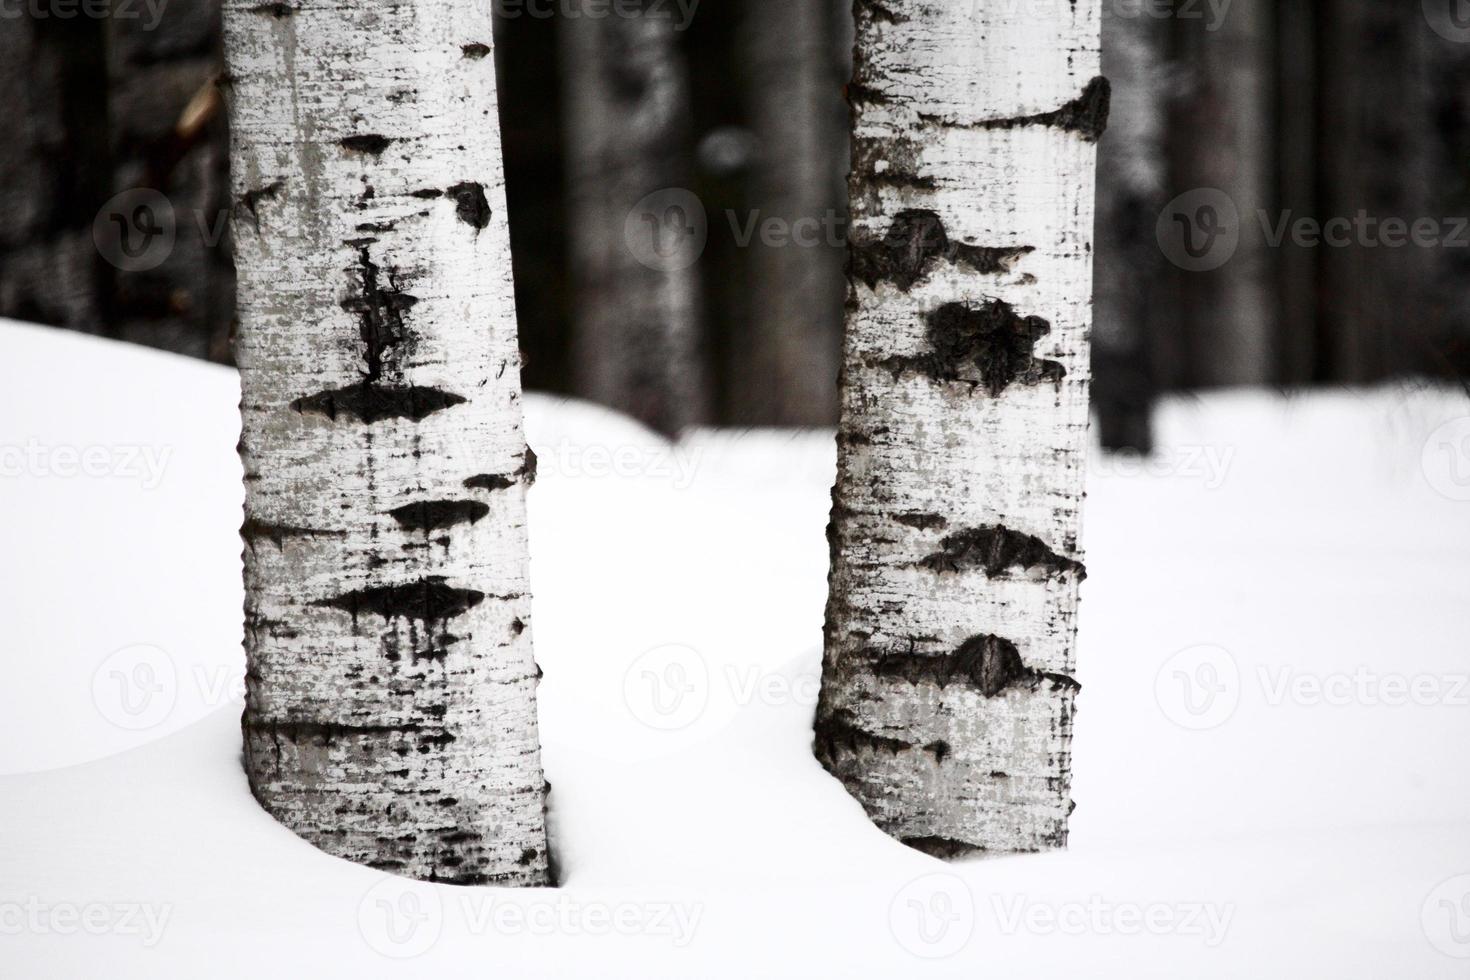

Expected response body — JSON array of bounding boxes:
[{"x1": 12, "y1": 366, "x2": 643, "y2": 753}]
[{"x1": 2, "y1": 318, "x2": 1469, "y2": 978}]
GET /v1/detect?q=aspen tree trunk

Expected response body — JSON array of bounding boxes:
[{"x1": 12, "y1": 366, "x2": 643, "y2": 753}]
[
  {"x1": 815, "y1": 0, "x2": 1104, "y2": 856},
  {"x1": 734, "y1": 0, "x2": 846, "y2": 426},
  {"x1": 560, "y1": 1, "x2": 709, "y2": 436},
  {"x1": 224, "y1": 0, "x2": 548, "y2": 885}
]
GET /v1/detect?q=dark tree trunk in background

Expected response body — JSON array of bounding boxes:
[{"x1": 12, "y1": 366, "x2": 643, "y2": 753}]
[
  {"x1": 1317, "y1": 1, "x2": 1433, "y2": 383},
  {"x1": 1166, "y1": 0, "x2": 1275, "y2": 388},
  {"x1": 732, "y1": 0, "x2": 846, "y2": 427},
  {"x1": 1424, "y1": 14, "x2": 1470, "y2": 380},
  {"x1": 561, "y1": 1, "x2": 710, "y2": 435},
  {"x1": 0, "y1": 15, "x2": 111, "y2": 332},
  {"x1": 105, "y1": 0, "x2": 234, "y2": 362},
  {"x1": 1093, "y1": 6, "x2": 1168, "y2": 451},
  {"x1": 0, "y1": 5, "x2": 234, "y2": 362}
]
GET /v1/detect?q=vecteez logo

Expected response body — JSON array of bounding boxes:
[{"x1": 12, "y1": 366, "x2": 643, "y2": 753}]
[
  {"x1": 625, "y1": 188, "x2": 708, "y2": 273},
  {"x1": 1157, "y1": 188, "x2": 1241, "y2": 272}
]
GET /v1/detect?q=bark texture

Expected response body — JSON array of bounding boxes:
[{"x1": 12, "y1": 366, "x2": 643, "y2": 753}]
[
  {"x1": 733, "y1": 0, "x2": 847, "y2": 426},
  {"x1": 561, "y1": 1, "x2": 709, "y2": 435},
  {"x1": 815, "y1": 0, "x2": 1101, "y2": 856},
  {"x1": 225, "y1": 0, "x2": 548, "y2": 885}
]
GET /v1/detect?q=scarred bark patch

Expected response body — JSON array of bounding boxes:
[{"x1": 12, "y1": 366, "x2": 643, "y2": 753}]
[
  {"x1": 919, "y1": 524, "x2": 1086, "y2": 579},
  {"x1": 388, "y1": 499, "x2": 490, "y2": 532},
  {"x1": 879, "y1": 300, "x2": 1065, "y2": 395},
  {"x1": 813, "y1": 711, "x2": 913, "y2": 757},
  {"x1": 241, "y1": 517, "x2": 344, "y2": 548},
  {"x1": 869, "y1": 633, "x2": 1031, "y2": 697},
  {"x1": 923, "y1": 76, "x2": 1112, "y2": 143},
  {"x1": 291, "y1": 383, "x2": 467, "y2": 423},
  {"x1": 340, "y1": 134, "x2": 395, "y2": 155},
  {"x1": 318, "y1": 577, "x2": 486, "y2": 625},
  {"x1": 342, "y1": 247, "x2": 418, "y2": 383},
  {"x1": 446, "y1": 181, "x2": 490, "y2": 230},
  {"x1": 851, "y1": 209, "x2": 1033, "y2": 292}
]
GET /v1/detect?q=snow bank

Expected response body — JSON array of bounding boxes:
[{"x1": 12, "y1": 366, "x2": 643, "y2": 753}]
[{"x1": 2, "y1": 319, "x2": 1469, "y2": 977}]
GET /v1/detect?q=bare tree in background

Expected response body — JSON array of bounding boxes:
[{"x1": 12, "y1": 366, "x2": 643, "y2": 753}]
[
  {"x1": 815, "y1": 0, "x2": 1104, "y2": 856},
  {"x1": 732, "y1": 0, "x2": 847, "y2": 426},
  {"x1": 1093, "y1": 6, "x2": 1168, "y2": 451},
  {"x1": 1165, "y1": 0, "x2": 1274, "y2": 387},
  {"x1": 0, "y1": 13, "x2": 110, "y2": 331},
  {"x1": 225, "y1": 0, "x2": 548, "y2": 885},
  {"x1": 561, "y1": 0, "x2": 709, "y2": 435}
]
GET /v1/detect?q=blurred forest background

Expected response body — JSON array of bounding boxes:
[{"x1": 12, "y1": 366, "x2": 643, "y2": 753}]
[{"x1": 4, "y1": 0, "x2": 1470, "y2": 450}]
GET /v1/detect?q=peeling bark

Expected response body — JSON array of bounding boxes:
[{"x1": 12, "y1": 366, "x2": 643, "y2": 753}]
[
  {"x1": 816, "y1": 0, "x2": 1099, "y2": 855},
  {"x1": 224, "y1": 0, "x2": 548, "y2": 885}
]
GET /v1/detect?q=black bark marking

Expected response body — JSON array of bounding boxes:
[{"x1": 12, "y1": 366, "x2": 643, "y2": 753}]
[
  {"x1": 461, "y1": 43, "x2": 491, "y2": 59},
  {"x1": 410, "y1": 188, "x2": 444, "y2": 199},
  {"x1": 920, "y1": 524, "x2": 1086, "y2": 580},
  {"x1": 318, "y1": 577, "x2": 485, "y2": 625},
  {"x1": 342, "y1": 247, "x2": 418, "y2": 384},
  {"x1": 893, "y1": 512, "x2": 947, "y2": 531},
  {"x1": 925, "y1": 77, "x2": 1112, "y2": 143},
  {"x1": 248, "y1": 2, "x2": 293, "y2": 16},
  {"x1": 241, "y1": 517, "x2": 344, "y2": 549},
  {"x1": 340, "y1": 134, "x2": 394, "y2": 155},
  {"x1": 869, "y1": 634, "x2": 1040, "y2": 698},
  {"x1": 237, "y1": 180, "x2": 284, "y2": 229},
  {"x1": 388, "y1": 499, "x2": 490, "y2": 532},
  {"x1": 903, "y1": 836, "x2": 983, "y2": 860},
  {"x1": 463, "y1": 449, "x2": 536, "y2": 492},
  {"x1": 856, "y1": 0, "x2": 907, "y2": 23},
  {"x1": 814, "y1": 711, "x2": 914, "y2": 758},
  {"x1": 851, "y1": 210, "x2": 1032, "y2": 292},
  {"x1": 244, "y1": 718, "x2": 455, "y2": 744},
  {"x1": 291, "y1": 383, "x2": 467, "y2": 423},
  {"x1": 880, "y1": 300, "x2": 1065, "y2": 395},
  {"x1": 446, "y1": 182, "x2": 490, "y2": 230},
  {"x1": 291, "y1": 250, "x2": 463, "y2": 422},
  {"x1": 846, "y1": 81, "x2": 891, "y2": 106},
  {"x1": 464, "y1": 473, "x2": 515, "y2": 492}
]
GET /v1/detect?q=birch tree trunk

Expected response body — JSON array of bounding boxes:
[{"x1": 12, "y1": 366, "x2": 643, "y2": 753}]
[
  {"x1": 815, "y1": 0, "x2": 1104, "y2": 856},
  {"x1": 561, "y1": 1, "x2": 709, "y2": 436},
  {"x1": 224, "y1": 0, "x2": 548, "y2": 885}
]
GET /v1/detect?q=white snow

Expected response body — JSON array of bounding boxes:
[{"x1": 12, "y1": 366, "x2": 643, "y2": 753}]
[{"x1": 2, "y1": 318, "x2": 1469, "y2": 977}]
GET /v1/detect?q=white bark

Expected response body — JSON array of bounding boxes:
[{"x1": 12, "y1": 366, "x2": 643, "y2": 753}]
[
  {"x1": 560, "y1": 2, "x2": 709, "y2": 435},
  {"x1": 224, "y1": 0, "x2": 548, "y2": 885},
  {"x1": 815, "y1": 0, "x2": 1103, "y2": 857}
]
